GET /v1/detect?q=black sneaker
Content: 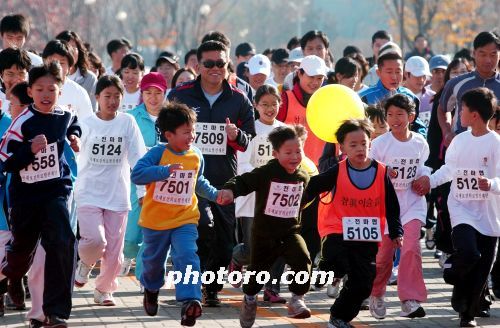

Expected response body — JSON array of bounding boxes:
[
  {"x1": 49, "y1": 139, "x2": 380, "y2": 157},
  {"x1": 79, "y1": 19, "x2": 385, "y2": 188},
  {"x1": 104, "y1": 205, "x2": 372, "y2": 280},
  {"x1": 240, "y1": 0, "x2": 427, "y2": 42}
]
[
  {"x1": 7, "y1": 278, "x2": 25, "y2": 309},
  {"x1": 459, "y1": 315, "x2": 477, "y2": 327},
  {"x1": 143, "y1": 289, "x2": 159, "y2": 316},
  {"x1": 43, "y1": 315, "x2": 67, "y2": 328},
  {"x1": 29, "y1": 318, "x2": 44, "y2": 328},
  {"x1": 181, "y1": 300, "x2": 202, "y2": 326},
  {"x1": 203, "y1": 289, "x2": 221, "y2": 307},
  {"x1": 4, "y1": 293, "x2": 26, "y2": 310}
]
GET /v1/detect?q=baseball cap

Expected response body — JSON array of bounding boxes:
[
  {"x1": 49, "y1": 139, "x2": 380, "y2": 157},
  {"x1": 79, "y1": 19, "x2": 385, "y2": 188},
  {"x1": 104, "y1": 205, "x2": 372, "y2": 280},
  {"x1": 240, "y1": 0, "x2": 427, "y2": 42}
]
[
  {"x1": 247, "y1": 54, "x2": 271, "y2": 76},
  {"x1": 405, "y1": 56, "x2": 431, "y2": 77},
  {"x1": 156, "y1": 51, "x2": 179, "y2": 66},
  {"x1": 429, "y1": 54, "x2": 451, "y2": 71},
  {"x1": 235, "y1": 42, "x2": 256, "y2": 57},
  {"x1": 378, "y1": 41, "x2": 402, "y2": 59},
  {"x1": 300, "y1": 55, "x2": 327, "y2": 77},
  {"x1": 271, "y1": 48, "x2": 289, "y2": 64},
  {"x1": 289, "y1": 47, "x2": 304, "y2": 62},
  {"x1": 140, "y1": 72, "x2": 167, "y2": 92}
]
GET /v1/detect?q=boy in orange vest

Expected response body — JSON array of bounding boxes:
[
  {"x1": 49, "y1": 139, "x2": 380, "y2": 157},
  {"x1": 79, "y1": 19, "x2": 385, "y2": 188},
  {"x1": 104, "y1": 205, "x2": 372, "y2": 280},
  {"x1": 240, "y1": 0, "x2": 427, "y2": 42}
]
[{"x1": 304, "y1": 118, "x2": 403, "y2": 328}]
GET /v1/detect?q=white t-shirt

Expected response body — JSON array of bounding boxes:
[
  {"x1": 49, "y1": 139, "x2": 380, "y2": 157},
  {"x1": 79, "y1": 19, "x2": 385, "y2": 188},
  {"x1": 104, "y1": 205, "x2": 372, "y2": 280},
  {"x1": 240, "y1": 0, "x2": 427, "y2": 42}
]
[
  {"x1": 430, "y1": 131, "x2": 500, "y2": 236},
  {"x1": 105, "y1": 66, "x2": 116, "y2": 76},
  {"x1": 75, "y1": 112, "x2": 147, "y2": 211},
  {"x1": 0, "y1": 90, "x2": 8, "y2": 114},
  {"x1": 27, "y1": 51, "x2": 43, "y2": 66},
  {"x1": 235, "y1": 119, "x2": 285, "y2": 218},
  {"x1": 120, "y1": 89, "x2": 141, "y2": 112},
  {"x1": 59, "y1": 79, "x2": 93, "y2": 121},
  {"x1": 370, "y1": 131, "x2": 431, "y2": 226}
]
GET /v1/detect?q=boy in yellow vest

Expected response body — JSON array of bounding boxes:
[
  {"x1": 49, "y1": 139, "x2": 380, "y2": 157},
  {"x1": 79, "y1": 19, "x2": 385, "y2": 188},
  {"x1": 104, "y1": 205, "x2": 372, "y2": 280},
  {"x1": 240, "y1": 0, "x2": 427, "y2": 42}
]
[{"x1": 131, "y1": 102, "x2": 228, "y2": 326}]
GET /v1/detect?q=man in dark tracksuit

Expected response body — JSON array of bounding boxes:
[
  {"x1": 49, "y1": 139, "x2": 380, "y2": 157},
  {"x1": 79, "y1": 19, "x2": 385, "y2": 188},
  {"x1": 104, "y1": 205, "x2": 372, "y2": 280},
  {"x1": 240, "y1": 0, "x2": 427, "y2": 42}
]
[
  {"x1": 0, "y1": 103, "x2": 80, "y2": 325},
  {"x1": 168, "y1": 40, "x2": 255, "y2": 306}
]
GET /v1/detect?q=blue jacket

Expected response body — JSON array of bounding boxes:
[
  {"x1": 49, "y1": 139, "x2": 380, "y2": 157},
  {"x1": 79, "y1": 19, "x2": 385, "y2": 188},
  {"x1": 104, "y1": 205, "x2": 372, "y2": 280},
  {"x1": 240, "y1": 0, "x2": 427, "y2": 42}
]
[
  {"x1": 0, "y1": 113, "x2": 12, "y2": 230},
  {"x1": 168, "y1": 77, "x2": 256, "y2": 187},
  {"x1": 359, "y1": 80, "x2": 427, "y2": 138},
  {"x1": 127, "y1": 104, "x2": 159, "y2": 148}
]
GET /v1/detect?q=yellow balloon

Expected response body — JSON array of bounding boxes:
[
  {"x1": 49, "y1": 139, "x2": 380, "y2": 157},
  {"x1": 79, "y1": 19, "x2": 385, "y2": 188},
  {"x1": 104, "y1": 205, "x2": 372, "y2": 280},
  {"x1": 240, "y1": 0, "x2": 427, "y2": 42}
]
[{"x1": 306, "y1": 84, "x2": 365, "y2": 143}]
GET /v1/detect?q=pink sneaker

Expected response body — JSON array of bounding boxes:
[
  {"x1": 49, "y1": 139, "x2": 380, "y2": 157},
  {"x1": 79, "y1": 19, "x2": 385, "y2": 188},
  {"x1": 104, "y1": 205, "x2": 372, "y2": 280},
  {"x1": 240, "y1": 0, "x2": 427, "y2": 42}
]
[
  {"x1": 263, "y1": 288, "x2": 286, "y2": 304},
  {"x1": 228, "y1": 260, "x2": 243, "y2": 288}
]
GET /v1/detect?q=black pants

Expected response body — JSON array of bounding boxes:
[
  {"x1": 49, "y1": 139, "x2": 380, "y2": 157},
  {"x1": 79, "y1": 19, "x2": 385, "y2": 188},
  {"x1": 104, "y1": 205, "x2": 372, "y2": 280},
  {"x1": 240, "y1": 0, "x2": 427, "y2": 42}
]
[
  {"x1": 243, "y1": 232, "x2": 311, "y2": 296},
  {"x1": 444, "y1": 224, "x2": 496, "y2": 319},
  {"x1": 319, "y1": 234, "x2": 378, "y2": 322},
  {"x1": 434, "y1": 182, "x2": 454, "y2": 254},
  {"x1": 300, "y1": 198, "x2": 320, "y2": 262},
  {"x1": 197, "y1": 197, "x2": 235, "y2": 293},
  {"x1": 3, "y1": 196, "x2": 75, "y2": 319}
]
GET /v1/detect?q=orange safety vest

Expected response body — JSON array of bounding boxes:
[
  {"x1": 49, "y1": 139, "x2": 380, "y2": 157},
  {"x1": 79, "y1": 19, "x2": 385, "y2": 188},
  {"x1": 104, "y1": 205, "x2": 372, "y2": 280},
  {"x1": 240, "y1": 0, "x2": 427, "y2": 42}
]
[
  {"x1": 318, "y1": 160, "x2": 387, "y2": 238},
  {"x1": 284, "y1": 90, "x2": 325, "y2": 166}
]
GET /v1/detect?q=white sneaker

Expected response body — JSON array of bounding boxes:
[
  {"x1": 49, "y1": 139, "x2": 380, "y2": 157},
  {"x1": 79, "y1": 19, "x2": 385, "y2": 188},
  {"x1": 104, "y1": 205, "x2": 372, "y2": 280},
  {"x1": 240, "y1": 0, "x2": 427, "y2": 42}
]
[
  {"x1": 400, "y1": 300, "x2": 426, "y2": 318},
  {"x1": 287, "y1": 295, "x2": 311, "y2": 318},
  {"x1": 438, "y1": 253, "x2": 450, "y2": 269},
  {"x1": 369, "y1": 296, "x2": 386, "y2": 319},
  {"x1": 94, "y1": 289, "x2": 116, "y2": 306},
  {"x1": 327, "y1": 277, "x2": 343, "y2": 298},
  {"x1": 74, "y1": 260, "x2": 94, "y2": 287},
  {"x1": 119, "y1": 257, "x2": 133, "y2": 276}
]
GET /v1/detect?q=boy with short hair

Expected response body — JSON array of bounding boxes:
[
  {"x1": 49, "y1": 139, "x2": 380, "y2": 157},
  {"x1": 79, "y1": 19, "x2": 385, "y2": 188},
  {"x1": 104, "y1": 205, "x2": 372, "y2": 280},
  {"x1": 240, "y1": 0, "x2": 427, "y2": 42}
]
[
  {"x1": 222, "y1": 125, "x2": 313, "y2": 327},
  {"x1": 414, "y1": 87, "x2": 500, "y2": 327},
  {"x1": 131, "y1": 102, "x2": 227, "y2": 326},
  {"x1": 0, "y1": 47, "x2": 31, "y2": 113},
  {"x1": 0, "y1": 14, "x2": 42, "y2": 66},
  {"x1": 105, "y1": 38, "x2": 132, "y2": 75},
  {"x1": 304, "y1": 119, "x2": 403, "y2": 328}
]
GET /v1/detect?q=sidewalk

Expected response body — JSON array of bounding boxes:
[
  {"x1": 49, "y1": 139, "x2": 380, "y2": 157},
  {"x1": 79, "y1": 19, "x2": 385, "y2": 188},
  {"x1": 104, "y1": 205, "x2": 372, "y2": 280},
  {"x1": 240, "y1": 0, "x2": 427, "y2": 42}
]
[{"x1": 1, "y1": 246, "x2": 499, "y2": 327}]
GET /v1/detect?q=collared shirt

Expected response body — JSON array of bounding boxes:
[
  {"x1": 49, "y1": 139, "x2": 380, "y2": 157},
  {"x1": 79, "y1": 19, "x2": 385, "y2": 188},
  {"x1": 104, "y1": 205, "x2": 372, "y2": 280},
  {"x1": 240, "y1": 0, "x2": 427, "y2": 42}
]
[{"x1": 440, "y1": 71, "x2": 500, "y2": 134}]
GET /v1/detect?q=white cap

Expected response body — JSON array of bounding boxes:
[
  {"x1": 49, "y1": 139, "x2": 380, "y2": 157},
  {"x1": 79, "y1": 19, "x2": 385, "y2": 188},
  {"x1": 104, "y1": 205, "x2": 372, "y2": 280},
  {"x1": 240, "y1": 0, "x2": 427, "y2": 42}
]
[
  {"x1": 299, "y1": 55, "x2": 327, "y2": 76},
  {"x1": 289, "y1": 47, "x2": 304, "y2": 62},
  {"x1": 405, "y1": 56, "x2": 431, "y2": 77},
  {"x1": 247, "y1": 54, "x2": 271, "y2": 76}
]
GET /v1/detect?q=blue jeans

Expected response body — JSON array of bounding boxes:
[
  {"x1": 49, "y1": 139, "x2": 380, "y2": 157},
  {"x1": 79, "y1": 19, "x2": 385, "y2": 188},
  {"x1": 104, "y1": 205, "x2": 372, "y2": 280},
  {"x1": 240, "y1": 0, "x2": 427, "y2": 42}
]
[{"x1": 140, "y1": 224, "x2": 201, "y2": 301}]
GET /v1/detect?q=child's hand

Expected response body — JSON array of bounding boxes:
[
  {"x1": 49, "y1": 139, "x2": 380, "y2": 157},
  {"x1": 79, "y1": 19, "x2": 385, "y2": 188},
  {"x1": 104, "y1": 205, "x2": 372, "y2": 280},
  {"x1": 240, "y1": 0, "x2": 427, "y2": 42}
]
[
  {"x1": 31, "y1": 134, "x2": 47, "y2": 154},
  {"x1": 167, "y1": 164, "x2": 184, "y2": 173},
  {"x1": 138, "y1": 197, "x2": 144, "y2": 206},
  {"x1": 412, "y1": 176, "x2": 430, "y2": 196},
  {"x1": 225, "y1": 118, "x2": 238, "y2": 141},
  {"x1": 392, "y1": 236, "x2": 403, "y2": 249},
  {"x1": 478, "y1": 176, "x2": 491, "y2": 191},
  {"x1": 216, "y1": 189, "x2": 234, "y2": 205},
  {"x1": 388, "y1": 168, "x2": 398, "y2": 179},
  {"x1": 69, "y1": 135, "x2": 80, "y2": 152}
]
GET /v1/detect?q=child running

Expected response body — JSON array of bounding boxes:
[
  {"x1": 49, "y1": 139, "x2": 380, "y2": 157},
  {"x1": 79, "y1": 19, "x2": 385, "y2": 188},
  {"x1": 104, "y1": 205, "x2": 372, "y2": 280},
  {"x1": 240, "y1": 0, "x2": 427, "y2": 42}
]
[
  {"x1": 414, "y1": 87, "x2": 500, "y2": 327},
  {"x1": 368, "y1": 94, "x2": 429, "y2": 319},
  {"x1": 222, "y1": 125, "x2": 312, "y2": 328},
  {"x1": 73, "y1": 75, "x2": 147, "y2": 305},
  {"x1": 0, "y1": 62, "x2": 81, "y2": 327},
  {"x1": 131, "y1": 102, "x2": 227, "y2": 326},
  {"x1": 304, "y1": 119, "x2": 403, "y2": 328},
  {"x1": 228, "y1": 84, "x2": 287, "y2": 303}
]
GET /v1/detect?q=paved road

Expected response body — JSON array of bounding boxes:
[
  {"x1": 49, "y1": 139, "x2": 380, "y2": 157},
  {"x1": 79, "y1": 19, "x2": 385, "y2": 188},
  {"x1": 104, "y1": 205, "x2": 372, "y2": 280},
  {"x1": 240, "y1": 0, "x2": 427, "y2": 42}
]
[{"x1": 1, "y1": 246, "x2": 499, "y2": 327}]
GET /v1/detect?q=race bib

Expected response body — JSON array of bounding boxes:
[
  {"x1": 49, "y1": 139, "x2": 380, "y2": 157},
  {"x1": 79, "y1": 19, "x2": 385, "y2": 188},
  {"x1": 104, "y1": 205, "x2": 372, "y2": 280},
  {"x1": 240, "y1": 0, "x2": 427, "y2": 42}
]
[
  {"x1": 389, "y1": 157, "x2": 419, "y2": 190},
  {"x1": 153, "y1": 170, "x2": 196, "y2": 205},
  {"x1": 20, "y1": 142, "x2": 60, "y2": 183},
  {"x1": 89, "y1": 136, "x2": 125, "y2": 165},
  {"x1": 264, "y1": 181, "x2": 303, "y2": 218},
  {"x1": 342, "y1": 217, "x2": 381, "y2": 242},
  {"x1": 251, "y1": 134, "x2": 273, "y2": 167},
  {"x1": 419, "y1": 111, "x2": 431, "y2": 128},
  {"x1": 453, "y1": 168, "x2": 488, "y2": 200},
  {"x1": 194, "y1": 123, "x2": 227, "y2": 155}
]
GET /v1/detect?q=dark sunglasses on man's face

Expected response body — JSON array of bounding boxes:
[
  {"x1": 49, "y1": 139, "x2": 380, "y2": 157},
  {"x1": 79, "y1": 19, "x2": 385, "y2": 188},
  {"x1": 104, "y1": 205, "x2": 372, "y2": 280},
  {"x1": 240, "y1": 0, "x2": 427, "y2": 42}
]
[{"x1": 201, "y1": 59, "x2": 227, "y2": 69}]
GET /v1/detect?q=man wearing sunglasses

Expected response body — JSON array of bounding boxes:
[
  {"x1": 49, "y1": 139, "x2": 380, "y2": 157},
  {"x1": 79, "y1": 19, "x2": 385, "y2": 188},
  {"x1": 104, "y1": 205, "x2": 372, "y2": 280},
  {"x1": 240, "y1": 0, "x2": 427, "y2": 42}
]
[{"x1": 168, "y1": 40, "x2": 255, "y2": 308}]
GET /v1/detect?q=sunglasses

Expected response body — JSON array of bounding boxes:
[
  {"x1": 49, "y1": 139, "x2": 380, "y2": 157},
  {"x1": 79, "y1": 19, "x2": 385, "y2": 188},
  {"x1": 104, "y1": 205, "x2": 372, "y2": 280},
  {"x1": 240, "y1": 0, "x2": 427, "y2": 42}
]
[{"x1": 201, "y1": 59, "x2": 227, "y2": 69}]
